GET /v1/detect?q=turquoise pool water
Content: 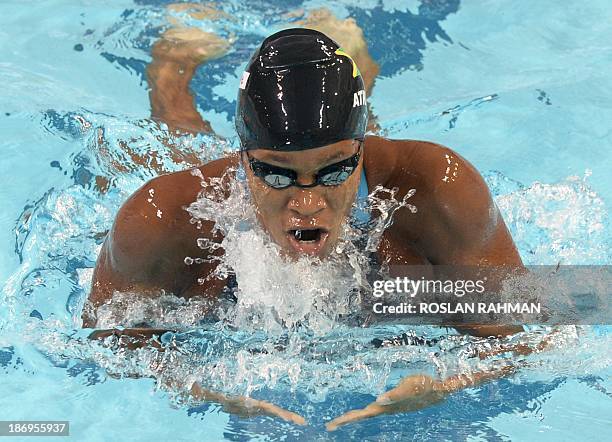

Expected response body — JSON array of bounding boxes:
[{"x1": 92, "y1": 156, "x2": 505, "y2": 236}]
[{"x1": 1, "y1": 0, "x2": 611, "y2": 440}]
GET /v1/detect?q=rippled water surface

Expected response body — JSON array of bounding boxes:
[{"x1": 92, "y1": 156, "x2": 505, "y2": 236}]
[{"x1": 1, "y1": 0, "x2": 611, "y2": 440}]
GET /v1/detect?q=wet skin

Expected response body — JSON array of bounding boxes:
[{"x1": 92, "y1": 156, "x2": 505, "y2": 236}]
[
  {"x1": 87, "y1": 21, "x2": 523, "y2": 336},
  {"x1": 85, "y1": 11, "x2": 528, "y2": 427},
  {"x1": 86, "y1": 134, "x2": 523, "y2": 338},
  {"x1": 244, "y1": 140, "x2": 364, "y2": 259}
]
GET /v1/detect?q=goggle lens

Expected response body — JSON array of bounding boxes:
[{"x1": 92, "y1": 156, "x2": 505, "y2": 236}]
[{"x1": 248, "y1": 142, "x2": 362, "y2": 189}]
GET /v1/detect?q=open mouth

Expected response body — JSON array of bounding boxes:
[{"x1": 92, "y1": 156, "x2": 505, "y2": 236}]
[
  {"x1": 290, "y1": 229, "x2": 324, "y2": 242},
  {"x1": 286, "y1": 228, "x2": 330, "y2": 256}
]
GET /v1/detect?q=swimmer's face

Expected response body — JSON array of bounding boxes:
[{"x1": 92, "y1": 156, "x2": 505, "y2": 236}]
[{"x1": 243, "y1": 139, "x2": 363, "y2": 259}]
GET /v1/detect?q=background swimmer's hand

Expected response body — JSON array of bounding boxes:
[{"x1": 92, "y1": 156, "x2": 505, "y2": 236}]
[
  {"x1": 190, "y1": 382, "x2": 307, "y2": 426},
  {"x1": 326, "y1": 368, "x2": 515, "y2": 431},
  {"x1": 161, "y1": 3, "x2": 233, "y2": 65}
]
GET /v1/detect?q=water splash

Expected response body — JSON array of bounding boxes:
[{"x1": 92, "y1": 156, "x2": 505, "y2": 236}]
[
  {"x1": 179, "y1": 166, "x2": 419, "y2": 336},
  {"x1": 488, "y1": 171, "x2": 611, "y2": 264},
  {"x1": 94, "y1": 292, "x2": 218, "y2": 329},
  {"x1": 2, "y1": 105, "x2": 610, "y2": 408}
]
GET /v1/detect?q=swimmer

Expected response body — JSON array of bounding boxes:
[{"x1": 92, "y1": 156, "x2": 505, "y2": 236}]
[{"x1": 86, "y1": 25, "x2": 529, "y2": 428}]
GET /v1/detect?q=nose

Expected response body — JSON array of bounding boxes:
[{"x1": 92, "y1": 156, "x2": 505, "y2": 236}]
[{"x1": 288, "y1": 188, "x2": 327, "y2": 217}]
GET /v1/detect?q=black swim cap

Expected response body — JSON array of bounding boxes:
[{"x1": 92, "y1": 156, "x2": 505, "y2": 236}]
[{"x1": 236, "y1": 28, "x2": 368, "y2": 151}]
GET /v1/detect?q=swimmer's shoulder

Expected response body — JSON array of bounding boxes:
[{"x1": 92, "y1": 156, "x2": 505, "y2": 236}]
[
  {"x1": 90, "y1": 155, "x2": 239, "y2": 306},
  {"x1": 364, "y1": 136, "x2": 485, "y2": 199},
  {"x1": 117, "y1": 153, "x2": 240, "y2": 226},
  {"x1": 364, "y1": 137, "x2": 504, "y2": 261},
  {"x1": 105, "y1": 154, "x2": 239, "y2": 274}
]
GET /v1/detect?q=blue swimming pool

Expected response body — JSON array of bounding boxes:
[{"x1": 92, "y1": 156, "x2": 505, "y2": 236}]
[{"x1": 1, "y1": 0, "x2": 611, "y2": 440}]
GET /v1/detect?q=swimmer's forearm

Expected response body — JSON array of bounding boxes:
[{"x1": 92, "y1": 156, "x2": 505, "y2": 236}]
[
  {"x1": 454, "y1": 324, "x2": 523, "y2": 337},
  {"x1": 88, "y1": 327, "x2": 173, "y2": 350},
  {"x1": 146, "y1": 58, "x2": 212, "y2": 135},
  {"x1": 189, "y1": 382, "x2": 307, "y2": 425},
  {"x1": 445, "y1": 330, "x2": 556, "y2": 389},
  {"x1": 474, "y1": 328, "x2": 557, "y2": 359},
  {"x1": 326, "y1": 366, "x2": 516, "y2": 431},
  {"x1": 89, "y1": 328, "x2": 307, "y2": 425},
  {"x1": 329, "y1": 328, "x2": 557, "y2": 430}
]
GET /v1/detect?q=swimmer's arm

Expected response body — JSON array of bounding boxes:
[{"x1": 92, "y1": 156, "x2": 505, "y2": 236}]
[
  {"x1": 396, "y1": 143, "x2": 524, "y2": 338},
  {"x1": 188, "y1": 383, "x2": 306, "y2": 425},
  {"x1": 87, "y1": 327, "x2": 172, "y2": 349},
  {"x1": 85, "y1": 234, "x2": 224, "y2": 328},
  {"x1": 432, "y1": 152, "x2": 524, "y2": 338},
  {"x1": 86, "y1": 328, "x2": 306, "y2": 425},
  {"x1": 84, "y1": 178, "x2": 226, "y2": 327},
  {"x1": 425, "y1": 145, "x2": 522, "y2": 268},
  {"x1": 326, "y1": 368, "x2": 513, "y2": 431},
  {"x1": 147, "y1": 29, "x2": 229, "y2": 135},
  {"x1": 326, "y1": 330, "x2": 558, "y2": 431}
]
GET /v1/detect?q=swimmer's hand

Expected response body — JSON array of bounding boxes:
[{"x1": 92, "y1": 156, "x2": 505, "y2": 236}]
[
  {"x1": 325, "y1": 367, "x2": 514, "y2": 431},
  {"x1": 190, "y1": 382, "x2": 307, "y2": 426}
]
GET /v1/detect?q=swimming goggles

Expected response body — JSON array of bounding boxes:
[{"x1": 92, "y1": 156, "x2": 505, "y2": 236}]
[{"x1": 247, "y1": 141, "x2": 362, "y2": 189}]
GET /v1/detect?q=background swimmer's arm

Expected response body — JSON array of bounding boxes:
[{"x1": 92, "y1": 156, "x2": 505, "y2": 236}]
[
  {"x1": 96, "y1": 28, "x2": 229, "y2": 178},
  {"x1": 147, "y1": 28, "x2": 229, "y2": 135}
]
